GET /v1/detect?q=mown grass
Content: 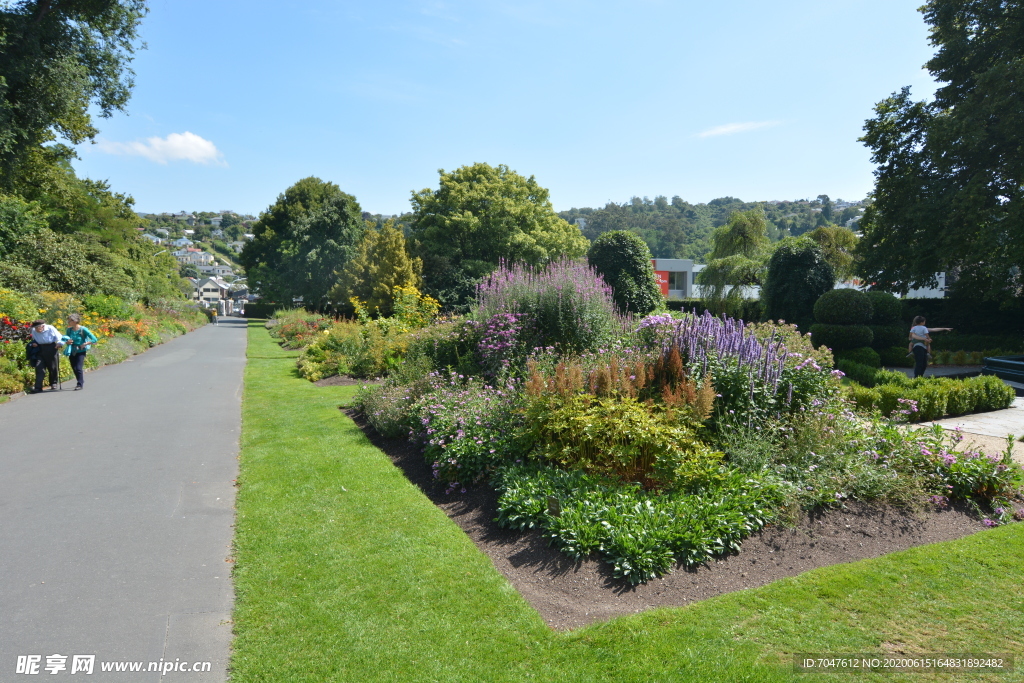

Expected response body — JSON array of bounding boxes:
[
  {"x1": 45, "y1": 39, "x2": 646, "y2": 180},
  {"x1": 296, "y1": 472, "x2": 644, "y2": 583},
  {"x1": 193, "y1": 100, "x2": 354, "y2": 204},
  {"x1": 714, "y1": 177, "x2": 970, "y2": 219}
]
[{"x1": 232, "y1": 320, "x2": 1024, "y2": 682}]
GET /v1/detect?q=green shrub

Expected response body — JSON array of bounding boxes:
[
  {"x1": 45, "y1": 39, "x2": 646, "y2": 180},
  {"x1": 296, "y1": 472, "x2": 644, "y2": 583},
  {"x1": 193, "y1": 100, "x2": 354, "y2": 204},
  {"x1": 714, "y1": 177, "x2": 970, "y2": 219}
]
[
  {"x1": 978, "y1": 374, "x2": 1016, "y2": 411},
  {"x1": 83, "y1": 293, "x2": 137, "y2": 320},
  {"x1": 521, "y1": 394, "x2": 722, "y2": 489},
  {"x1": 809, "y1": 323, "x2": 873, "y2": 350},
  {"x1": 848, "y1": 383, "x2": 880, "y2": 410},
  {"x1": 836, "y1": 359, "x2": 878, "y2": 387},
  {"x1": 0, "y1": 287, "x2": 37, "y2": 321},
  {"x1": 494, "y1": 463, "x2": 783, "y2": 584},
  {"x1": 835, "y1": 347, "x2": 881, "y2": 368},
  {"x1": 869, "y1": 324, "x2": 905, "y2": 350},
  {"x1": 878, "y1": 346, "x2": 914, "y2": 367},
  {"x1": 856, "y1": 374, "x2": 1014, "y2": 421},
  {"x1": 588, "y1": 231, "x2": 662, "y2": 316},
  {"x1": 865, "y1": 291, "x2": 902, "y2": 324},
  {"x1": 813, "y1": 288, "x2": 873, "y2": 325},
  {"x1": 873, "y1": 369, "x2": 910, "y2": 387}
]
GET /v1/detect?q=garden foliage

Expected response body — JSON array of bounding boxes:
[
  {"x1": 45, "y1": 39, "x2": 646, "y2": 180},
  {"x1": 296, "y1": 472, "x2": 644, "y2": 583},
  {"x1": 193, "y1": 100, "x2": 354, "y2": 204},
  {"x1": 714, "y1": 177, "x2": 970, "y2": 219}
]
[
  {"x1": 337, "y1": 268, "x2": 1024, "y2": 583},
  {"x1": 587, "y1": 230, "x2": 662, "y2": 316}
]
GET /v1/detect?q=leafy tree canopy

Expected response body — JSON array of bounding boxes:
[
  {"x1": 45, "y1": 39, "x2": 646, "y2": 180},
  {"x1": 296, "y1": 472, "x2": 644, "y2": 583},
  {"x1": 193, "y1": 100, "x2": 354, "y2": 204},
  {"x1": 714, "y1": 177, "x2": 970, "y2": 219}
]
[
  {"x1": 410, "y1": 163, "x2": 588, "y2": 307},
  {"x1": 858, "y1": 0, "x2": 1024, "y2": 299},
  {"x1": 587, "y1": 230, "x2": 662, "y2": 316},
  {"x1": 762, "y1": 237, "x2": 835, "y2": 330},
  {"x1": 330, "y1": 220, "x2": 422, "y2": 317},
  {"x1": 698, "y1": 209, "x2": 773, "y2": 315},
  {"x1": 0, "y1": 0, "x2": 147, "y2": 186},
  {"x1": 240, "y1": 177, "x2": 364, "y2": 308},
  {"x1": 807, "y1": 225, "x2": 859, "y2": 281}
]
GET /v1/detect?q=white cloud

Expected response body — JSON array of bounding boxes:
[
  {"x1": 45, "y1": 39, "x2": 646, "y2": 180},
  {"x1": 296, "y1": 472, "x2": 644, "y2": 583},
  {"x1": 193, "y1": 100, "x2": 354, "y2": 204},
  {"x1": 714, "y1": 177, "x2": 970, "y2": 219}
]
[
  {"x1": 96, "y1": 132, "x2": 226, "y2": 166},
  {"x1": 698, "y1": 121, "x2": 781, "y2": 138}
]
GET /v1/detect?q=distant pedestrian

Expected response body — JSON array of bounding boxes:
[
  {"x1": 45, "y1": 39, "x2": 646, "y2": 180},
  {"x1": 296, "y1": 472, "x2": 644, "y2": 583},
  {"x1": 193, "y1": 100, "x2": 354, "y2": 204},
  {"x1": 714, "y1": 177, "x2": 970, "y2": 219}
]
[
  {"x1": 212, "y1": 309, "x2": 218, "y2": 326},
  {"x1": 908, "y1": 316, "x2": 952, "y2": 378},
  {"x1": 65, "y1": 314, "x2": 98, "y2": 391},
  {"x1": 28, "y1": 319, "x2": 63, "y2": 393}
]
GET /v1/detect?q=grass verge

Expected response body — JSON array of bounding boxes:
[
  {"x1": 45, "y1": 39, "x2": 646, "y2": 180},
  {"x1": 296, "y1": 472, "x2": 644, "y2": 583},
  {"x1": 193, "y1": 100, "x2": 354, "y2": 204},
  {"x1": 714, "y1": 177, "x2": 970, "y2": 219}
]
[{"x1": 232, "y1": 320, "x2": 1024, "y2": 682}]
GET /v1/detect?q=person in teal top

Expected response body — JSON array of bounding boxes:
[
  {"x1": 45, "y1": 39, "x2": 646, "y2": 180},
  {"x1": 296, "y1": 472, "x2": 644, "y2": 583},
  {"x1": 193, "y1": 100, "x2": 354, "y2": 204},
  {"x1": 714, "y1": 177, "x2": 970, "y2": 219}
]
[{"x1": 65, "y1": 313, "x2": 98, "y2": 390}]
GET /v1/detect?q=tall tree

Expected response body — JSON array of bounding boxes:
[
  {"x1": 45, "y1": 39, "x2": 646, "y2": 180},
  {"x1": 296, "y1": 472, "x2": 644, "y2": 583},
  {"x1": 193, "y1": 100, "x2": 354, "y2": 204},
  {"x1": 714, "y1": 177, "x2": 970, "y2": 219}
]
[
  {"x1": 806, "y1": 225, "x2": 859, "y2": 281},
  {"x1": 239, "y1": 177, "x2": 362, "y2": 307},
  {"x1": 698, "y1": 209, "x2": 772, "y2": 315},
  {"x1": 858, "y1": 0, "x2": 1024, "y2": 299},
  {"x1": 409, "y1": 162, "x2": 588, "y2": 309},
  {"x1": 329, "y1": 220, "x2": 421, "y2": 317},
  {"x1": 0, "y1": 0, "x2": 147, "y2": 186},
  {"x1": 762, "y1": 237, "x2": 835, "y2": 330}
]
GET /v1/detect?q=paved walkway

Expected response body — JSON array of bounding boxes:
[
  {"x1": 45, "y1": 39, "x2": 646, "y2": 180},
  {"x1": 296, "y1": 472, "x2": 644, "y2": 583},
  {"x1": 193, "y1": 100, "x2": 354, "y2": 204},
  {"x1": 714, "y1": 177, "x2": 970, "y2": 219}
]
[
  {"x1": 921, "y1": 398, "x2": 1024, "y2": 466},
  {"x1": 0, "y1": 319, "x2": 246, "y2": 681}
]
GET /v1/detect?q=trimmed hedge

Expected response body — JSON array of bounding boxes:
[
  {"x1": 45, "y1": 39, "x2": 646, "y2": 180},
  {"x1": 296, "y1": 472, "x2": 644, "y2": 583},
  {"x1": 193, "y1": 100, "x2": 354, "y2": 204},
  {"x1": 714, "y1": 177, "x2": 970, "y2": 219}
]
[
  {"x1": 813, "y1": 288, "x2": 873, "y2": 325},
  {"x1": 835, "y1": 347, "x2": 881, "y2": 368},
  {"x1": 665, "y1": 298, "x2": 763, "y2": 322},
  {"x1": 809, "y1": 323, "x2": 873, "y2": 351},
  {"x1": 930, "y1": 333, "x2": 1024, "y2": 353},
  {"x1": 902, "y1": 296, "x2": 1024, "y2": 336},
  {"x1": 865, "y1": 291, "x2": 901, "y2": 324},
  {"x1": 836, "y1": 359, "x2": 878, "y2": 387},
  {"x1": 878, "y1": 346, "x2": 914, "y2": 368},
  {"x1": 848, "y1": 374, "x2": 1014, "y2": 421},
  {"x1": 869, "y1": 324, "x2": 905, "y2": 350},
  {"x1": 242, "y1": 302, "x2": 280, "y2": 318}
]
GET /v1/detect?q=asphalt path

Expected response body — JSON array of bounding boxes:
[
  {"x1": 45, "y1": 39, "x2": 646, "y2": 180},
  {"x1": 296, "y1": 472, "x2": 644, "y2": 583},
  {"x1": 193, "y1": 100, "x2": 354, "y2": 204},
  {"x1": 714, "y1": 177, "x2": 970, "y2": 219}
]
[{"x1": 1, "y1": 318, "x2": 246, "y2": 681}]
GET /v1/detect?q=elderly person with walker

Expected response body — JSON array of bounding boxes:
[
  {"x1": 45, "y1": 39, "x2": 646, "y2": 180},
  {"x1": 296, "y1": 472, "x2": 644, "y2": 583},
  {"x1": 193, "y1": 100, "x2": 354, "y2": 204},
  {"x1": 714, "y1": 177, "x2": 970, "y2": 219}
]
[{"x1": 28, "y1": 318, "x2": 65, "y2": 393}]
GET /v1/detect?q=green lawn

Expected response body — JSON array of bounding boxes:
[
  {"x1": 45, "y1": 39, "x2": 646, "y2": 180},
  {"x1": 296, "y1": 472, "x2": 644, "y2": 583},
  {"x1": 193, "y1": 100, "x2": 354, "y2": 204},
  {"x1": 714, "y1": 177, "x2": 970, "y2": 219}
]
[{"x1": 231, "y1": 320, "x2": 1024, "y2": 682}]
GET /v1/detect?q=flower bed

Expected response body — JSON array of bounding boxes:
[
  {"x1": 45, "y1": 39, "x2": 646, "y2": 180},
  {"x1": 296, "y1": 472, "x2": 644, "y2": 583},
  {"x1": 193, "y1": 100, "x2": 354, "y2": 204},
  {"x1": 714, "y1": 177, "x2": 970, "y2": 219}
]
[{"x1": 347, "y1": 261, "x2": 1024, "y2": 583}]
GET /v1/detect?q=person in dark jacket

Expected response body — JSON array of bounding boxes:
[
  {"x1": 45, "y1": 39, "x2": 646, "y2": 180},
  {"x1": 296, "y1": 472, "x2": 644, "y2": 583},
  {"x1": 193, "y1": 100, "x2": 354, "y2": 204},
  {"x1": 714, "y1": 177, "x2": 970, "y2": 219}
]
[{"x1": 29, "y1": 319, "x2": 63, "y2": 393}]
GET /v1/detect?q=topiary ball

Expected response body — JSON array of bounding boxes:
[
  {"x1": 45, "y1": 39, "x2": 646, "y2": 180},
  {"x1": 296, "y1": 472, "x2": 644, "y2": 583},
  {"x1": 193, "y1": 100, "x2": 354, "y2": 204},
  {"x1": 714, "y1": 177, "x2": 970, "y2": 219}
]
[
  {"x1": 865, "y1": 291, "x2": 902, "y2": 325},
  {"x1": 808, "y1": 323, "x2": 874, "y2": 350},
  {"x1": 813, "y1": 288, "x2": 873, "y2": 325}
]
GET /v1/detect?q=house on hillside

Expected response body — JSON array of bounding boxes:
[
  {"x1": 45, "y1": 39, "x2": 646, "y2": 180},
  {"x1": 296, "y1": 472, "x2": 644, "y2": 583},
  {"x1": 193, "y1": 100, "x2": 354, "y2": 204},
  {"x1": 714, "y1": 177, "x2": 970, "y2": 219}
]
[
  {"x1": 173, "y1": 249, "x2": 214, "y2": 266},
  {"x1": 199, "y1": 264, "x2": 234, "y2": 277},
  {"x1": 193, "y1": 277, "x2": 231, "y2": 305},
  {"x1": 227, "y1": 241, "x2": 246, "y2": 253},
  {"x1": 172, "y1": 212, "x2": 195, "y2": 226},
  {"x1": 171, "y1": 237, "x2": 193, "y2": 248},
  {"x1": 141, "y1": 234, "x2": 163, "y2": 244}
]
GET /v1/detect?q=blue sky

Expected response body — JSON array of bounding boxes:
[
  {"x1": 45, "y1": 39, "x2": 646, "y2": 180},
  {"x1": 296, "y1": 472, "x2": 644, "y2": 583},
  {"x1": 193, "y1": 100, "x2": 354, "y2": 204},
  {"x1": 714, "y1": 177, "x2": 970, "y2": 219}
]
[{"x1": 73, "y1": 0, "x2": 939, "y2": 216}]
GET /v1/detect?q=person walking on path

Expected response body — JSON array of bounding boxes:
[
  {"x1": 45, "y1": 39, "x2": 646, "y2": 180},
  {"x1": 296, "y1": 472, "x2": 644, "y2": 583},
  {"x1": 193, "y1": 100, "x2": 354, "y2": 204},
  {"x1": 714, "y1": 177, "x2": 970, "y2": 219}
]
[
  {"x1": 909, "y1": 316, "x2": 952, "y2": 378},
  {"x1": 64, "y1": 314, "x2": 98, "y2": 390},
  {"x1": 28, "y1": 319, "x2": 64, "y2": 393}
]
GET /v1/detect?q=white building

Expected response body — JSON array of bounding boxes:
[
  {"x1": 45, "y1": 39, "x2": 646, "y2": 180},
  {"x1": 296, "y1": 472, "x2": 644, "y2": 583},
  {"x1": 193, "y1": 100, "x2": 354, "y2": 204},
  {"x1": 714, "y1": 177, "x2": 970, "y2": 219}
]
[
  {"x1": 171, "y1": 237, "x2": 194, "y2": 248},
  {"x1": 141, "y1": 234, "x2": 163, "y2": 244},
  {"x1": 193, "y1": 277, "x2": 231, "y2": 305}
]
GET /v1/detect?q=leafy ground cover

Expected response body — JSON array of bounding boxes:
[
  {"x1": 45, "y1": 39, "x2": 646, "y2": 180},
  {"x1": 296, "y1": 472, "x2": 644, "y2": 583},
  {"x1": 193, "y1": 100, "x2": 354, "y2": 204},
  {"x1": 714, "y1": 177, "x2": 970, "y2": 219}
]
[{"x1": 232, "y1": 320, "x2": 1024, "y2": 682}]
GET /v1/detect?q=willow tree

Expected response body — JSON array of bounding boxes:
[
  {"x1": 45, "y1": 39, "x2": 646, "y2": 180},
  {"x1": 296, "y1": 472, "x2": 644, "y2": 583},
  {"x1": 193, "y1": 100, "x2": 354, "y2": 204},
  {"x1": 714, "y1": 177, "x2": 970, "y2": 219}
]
[{"x1": 697, "y1": 209, "x2": 772, "y2": 316}]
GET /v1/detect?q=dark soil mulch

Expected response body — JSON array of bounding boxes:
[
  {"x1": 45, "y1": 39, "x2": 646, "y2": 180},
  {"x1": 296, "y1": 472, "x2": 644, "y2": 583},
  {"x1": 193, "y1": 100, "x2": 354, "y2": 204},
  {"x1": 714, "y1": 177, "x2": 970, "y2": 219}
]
[
  {"x1": 315, "y1": 375, "x2": 380, "y2": 387},
  {"x1": 345, "y1": 409, "x2": 990, "y2": 630}
]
